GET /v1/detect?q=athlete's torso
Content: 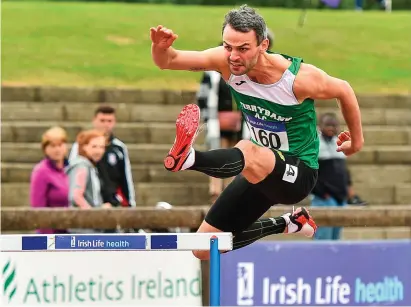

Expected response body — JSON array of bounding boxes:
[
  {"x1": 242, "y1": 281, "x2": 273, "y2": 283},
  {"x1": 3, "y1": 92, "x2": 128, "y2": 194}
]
[{"x1": 226, "y1": 53, "x2": 320, "y2": 169}]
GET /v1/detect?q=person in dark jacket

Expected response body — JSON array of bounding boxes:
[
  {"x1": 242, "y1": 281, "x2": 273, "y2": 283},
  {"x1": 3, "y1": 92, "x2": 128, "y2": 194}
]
[
  {"x1": 311, "y1": 113, "x2": 349, "y2": 240},
  {"x1": 69, "y1": 105, "x2": 136, "y2": 207}
]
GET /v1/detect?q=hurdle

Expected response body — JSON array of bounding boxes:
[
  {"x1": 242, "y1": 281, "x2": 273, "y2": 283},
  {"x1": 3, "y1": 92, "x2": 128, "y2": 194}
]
[{"x1": 0, "y1": 232, "x2": 233, "y2": 306}]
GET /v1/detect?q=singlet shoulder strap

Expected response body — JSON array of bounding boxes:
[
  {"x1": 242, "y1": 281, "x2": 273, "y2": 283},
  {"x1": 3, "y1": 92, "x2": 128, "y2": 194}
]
[
  {"x1": 286, "y1": 56, "x2": 303, "y2": 76},
  {"x1": 272, "y1": 52, "x2": 303, "y2": 76}
]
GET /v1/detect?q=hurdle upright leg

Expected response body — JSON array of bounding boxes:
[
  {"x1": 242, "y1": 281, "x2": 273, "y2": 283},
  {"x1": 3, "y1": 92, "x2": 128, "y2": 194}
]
[{"x1": 209, "y1": 236, "x2": 220, "y2": 306}]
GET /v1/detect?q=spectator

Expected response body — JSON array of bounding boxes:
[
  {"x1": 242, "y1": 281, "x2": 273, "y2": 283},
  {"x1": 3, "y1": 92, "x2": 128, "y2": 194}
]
[
  {"x1": 197, "y1": 31, "x2": 275, "y2": 202},
  {"x1": 69, "y1": 105, "x2": 136, "y2": 207},
  {"x1": 66, "y1": 129, "x2": 111, "y2": 209},
  {"x1": 311, "y1": 113, "x2": 350, "y2": 240},
  {"x1": 30, "y1": 126, "x2": 69, "y2": 234},
  {"x1": 354, "y1": 0, "x2": 386, "y2": 10}
]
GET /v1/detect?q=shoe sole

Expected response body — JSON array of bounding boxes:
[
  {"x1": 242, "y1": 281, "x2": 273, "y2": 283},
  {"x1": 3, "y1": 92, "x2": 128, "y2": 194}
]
[{"x1": 164, "y1": 104, "x2": 200, "y2": 172}]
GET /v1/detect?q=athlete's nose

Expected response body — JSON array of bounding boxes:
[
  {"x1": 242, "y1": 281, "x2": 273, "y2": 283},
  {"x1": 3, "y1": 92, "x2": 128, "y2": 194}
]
[{"x1": 229, "y1": 51, "x2": 241, "y2": 62}]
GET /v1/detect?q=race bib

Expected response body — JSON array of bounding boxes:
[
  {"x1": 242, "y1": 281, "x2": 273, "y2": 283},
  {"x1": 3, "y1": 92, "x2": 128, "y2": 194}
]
[{"x1": 245, "y1": 114, "x2": 290, "y2": 151}]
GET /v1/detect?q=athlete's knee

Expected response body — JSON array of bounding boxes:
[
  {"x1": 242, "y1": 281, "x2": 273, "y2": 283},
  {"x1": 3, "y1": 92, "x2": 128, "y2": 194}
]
[
  {"x1": 235, "y1": 140, "x2": 256, "y2": 155},
  {"x1": 193, "y1": 221, "x2": 224, "y2": 260},
  {"x1": 235, "y1": 140, "x2": 276, "y2": 183},
  {"x1": 192, "y1": 250, "x2": 210, "y2": 261}
]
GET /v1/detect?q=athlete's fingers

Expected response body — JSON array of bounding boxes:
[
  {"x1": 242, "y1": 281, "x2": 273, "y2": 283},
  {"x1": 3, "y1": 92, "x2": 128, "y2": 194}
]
[
  {"x1": 166, "y1": 35, "x2": 177, "y2": 46},
  {"x1": 150, "y1": 27, "x2": 157, "y2": 42},
  {"x1": 156, "y1": 25, "x2": 163, "y2": 31},
  {"x1": 342, "y1": 131, "x2": 351, "y2": 140},
  {"x1": 160, "y1": 27, "x2": 173, "y2": 40},
  {"x1": 338, "y1": 132, "x2": 350, "y2": 142},
  {"x1": 336, "y1": 141, "x2": 350, "y2": 153}
]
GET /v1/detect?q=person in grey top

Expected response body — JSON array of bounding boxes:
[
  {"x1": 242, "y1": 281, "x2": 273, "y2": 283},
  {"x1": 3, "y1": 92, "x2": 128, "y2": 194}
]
[{"x1": 66, "y1": 129, "x2": 111, "y2": 233}]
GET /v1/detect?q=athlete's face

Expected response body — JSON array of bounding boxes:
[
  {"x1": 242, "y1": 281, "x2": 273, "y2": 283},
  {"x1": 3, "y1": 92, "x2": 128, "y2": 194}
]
[{"x1": 222, "y1": 25, "x2": 268, "y2": 76}]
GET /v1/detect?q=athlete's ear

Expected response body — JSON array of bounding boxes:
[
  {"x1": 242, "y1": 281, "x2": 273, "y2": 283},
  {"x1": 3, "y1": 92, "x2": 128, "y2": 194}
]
[{"x1": 260, "y1": 38, "x2": 269, "y2": 54}]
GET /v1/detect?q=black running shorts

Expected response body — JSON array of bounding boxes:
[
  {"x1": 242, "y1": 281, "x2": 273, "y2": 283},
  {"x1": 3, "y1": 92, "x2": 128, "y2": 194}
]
[{"x1": 204, "y1": 150, "x2": 318, "y2": 233}]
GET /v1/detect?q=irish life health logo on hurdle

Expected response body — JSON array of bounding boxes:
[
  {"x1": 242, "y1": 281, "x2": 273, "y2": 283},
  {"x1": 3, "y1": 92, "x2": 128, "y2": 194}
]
[
  {"x1": 0, "y1": 234, "x2": 205, "y2": 306},
  {"x1": 237, "y1": 263, "x2": 255, "y2": 305},
  {"x1": 221, "y1": 241, "x2": 411, "y2": 306}
]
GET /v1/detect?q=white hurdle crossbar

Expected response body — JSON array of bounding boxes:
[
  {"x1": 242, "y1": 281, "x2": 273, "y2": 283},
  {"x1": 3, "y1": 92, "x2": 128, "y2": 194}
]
[{"x1": 0, "y1": 232, "x2": 233, "y2": 306}]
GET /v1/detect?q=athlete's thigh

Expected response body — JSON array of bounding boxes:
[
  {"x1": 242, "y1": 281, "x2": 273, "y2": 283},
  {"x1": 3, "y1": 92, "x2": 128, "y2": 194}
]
[
  {"x1": 204, "y1": 174, "x2": 276, "y2": 233},
  {"x1": 257, "y1": 150, "x2": 318, "y2": 204}
]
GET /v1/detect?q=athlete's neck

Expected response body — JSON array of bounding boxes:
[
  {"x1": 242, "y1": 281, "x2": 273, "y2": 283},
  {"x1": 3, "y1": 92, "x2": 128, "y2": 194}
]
[{"x1": 247, "y1": 53, "x2": 289, "y2": 84}]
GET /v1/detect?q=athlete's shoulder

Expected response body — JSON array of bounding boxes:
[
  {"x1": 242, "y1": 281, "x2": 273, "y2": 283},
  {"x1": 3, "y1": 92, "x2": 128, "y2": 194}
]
[{"x1": 268, "y1": 50, "x2": 304, "y2": 63}]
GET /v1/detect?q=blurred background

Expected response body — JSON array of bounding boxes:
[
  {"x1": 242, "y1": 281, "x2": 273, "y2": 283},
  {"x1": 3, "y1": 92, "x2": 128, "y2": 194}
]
[{"x1": 1, "y1": 0, "x2": 411, "y2": 306}]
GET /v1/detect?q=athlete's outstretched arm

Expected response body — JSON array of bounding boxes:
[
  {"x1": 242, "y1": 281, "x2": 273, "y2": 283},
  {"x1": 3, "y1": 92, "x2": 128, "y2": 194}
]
[
  {"x1": 150, "y1": 25, "x2": 224, "y2": 72},
  {"x1": 295, "y1": 64, "x2": 364, "y2": 156}
]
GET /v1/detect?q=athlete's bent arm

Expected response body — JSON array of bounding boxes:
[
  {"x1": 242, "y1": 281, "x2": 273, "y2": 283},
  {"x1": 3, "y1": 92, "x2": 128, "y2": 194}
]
[
  {"x1": 295, "y1": 64, "x2": 364, "y2": 156},
  {"x1": 150, "y1": 25, "x2": 224, "y2": 72}
]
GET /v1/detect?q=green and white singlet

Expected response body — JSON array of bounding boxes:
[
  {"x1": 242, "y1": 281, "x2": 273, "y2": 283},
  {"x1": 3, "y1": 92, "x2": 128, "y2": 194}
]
[{"x1": 227, "y1": 54, "x2": 320, "y2": 169}]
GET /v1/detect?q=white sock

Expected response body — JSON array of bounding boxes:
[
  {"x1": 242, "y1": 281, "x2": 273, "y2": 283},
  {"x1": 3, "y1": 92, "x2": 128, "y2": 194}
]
[
  {"x1": 281, "y1": 213, "x2": 298, "y2": 234},
  {"x1": 181, "y1": 148, "x2": 195, "y2": 170}
]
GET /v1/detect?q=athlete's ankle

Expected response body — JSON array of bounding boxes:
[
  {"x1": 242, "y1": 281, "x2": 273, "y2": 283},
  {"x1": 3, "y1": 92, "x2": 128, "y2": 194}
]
[
  {"x1": 281, "y1": 213, "x2": 297, "y2": 234},
  {"x1": 180, "y1": 147, "x2": 195, "y2": 170}
]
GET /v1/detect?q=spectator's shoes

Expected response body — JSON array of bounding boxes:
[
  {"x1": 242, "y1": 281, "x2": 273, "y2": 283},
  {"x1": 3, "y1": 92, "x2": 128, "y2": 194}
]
[
  {"x1": 164, "y1": 104, "x2": 200, "y2": 172},
  {"x1": 282, "y1": 207, "x2": 318, "y2": 237},
  {"x1": 348, "y1": 195, "x2": 367, "y2": 206}
]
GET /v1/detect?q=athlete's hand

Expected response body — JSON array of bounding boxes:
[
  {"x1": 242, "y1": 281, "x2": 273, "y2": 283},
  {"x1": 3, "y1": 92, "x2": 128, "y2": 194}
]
[
  {"x1": 150, "y1": 25, "x2": 178, "y2": 49},
  {"x1": 336, "y1": 130, "x2": 359, "y2": 156}
]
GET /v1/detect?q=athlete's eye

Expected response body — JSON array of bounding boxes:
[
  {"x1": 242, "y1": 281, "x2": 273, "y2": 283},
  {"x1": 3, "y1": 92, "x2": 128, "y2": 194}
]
[
  {"x1": 239, "y1": 48, "x2": 248, "y2": 52},
  {"x1": 224, "y1": 45, "x2": 232, "y2": 52}
]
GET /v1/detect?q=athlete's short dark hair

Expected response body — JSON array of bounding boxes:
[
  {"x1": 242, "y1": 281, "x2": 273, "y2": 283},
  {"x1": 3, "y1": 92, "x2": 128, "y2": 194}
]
[{"x1": 222, "y1": 5, "x2": 268, "y2": 46}]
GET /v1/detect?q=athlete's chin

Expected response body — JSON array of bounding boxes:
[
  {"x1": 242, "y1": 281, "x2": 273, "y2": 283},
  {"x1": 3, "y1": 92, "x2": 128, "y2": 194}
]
[{"x1": 229, "y1": 67, "x2": 247, "y2": 76}]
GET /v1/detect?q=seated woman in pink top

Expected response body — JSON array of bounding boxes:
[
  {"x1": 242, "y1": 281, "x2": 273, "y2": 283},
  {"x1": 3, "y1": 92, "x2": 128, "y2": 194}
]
[{"x1": 30, "y1": 126, "x2": 69, "y2": 234}]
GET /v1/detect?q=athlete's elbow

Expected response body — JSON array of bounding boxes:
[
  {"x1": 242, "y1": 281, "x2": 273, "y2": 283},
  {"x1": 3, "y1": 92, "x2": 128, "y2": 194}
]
[{"x1": 337, "y1": 80, "x2": 355, "y2": 99}]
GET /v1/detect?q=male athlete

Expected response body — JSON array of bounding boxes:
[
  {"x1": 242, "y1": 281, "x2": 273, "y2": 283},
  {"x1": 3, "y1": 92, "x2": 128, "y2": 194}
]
[{"x1": 150, "y1": 5, "x2": 363, "y2": 260}]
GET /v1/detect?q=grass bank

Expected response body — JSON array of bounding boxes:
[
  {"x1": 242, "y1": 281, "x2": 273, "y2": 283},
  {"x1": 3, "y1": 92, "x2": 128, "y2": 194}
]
[{"x1": 3, "y1": 2, "x2": 410, "y2": 93}]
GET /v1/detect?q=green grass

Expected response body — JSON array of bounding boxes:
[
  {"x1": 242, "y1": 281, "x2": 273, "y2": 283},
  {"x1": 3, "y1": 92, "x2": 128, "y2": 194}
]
[{"x1": 2, "y1": 2, "x2": 411, "y2": 93}]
